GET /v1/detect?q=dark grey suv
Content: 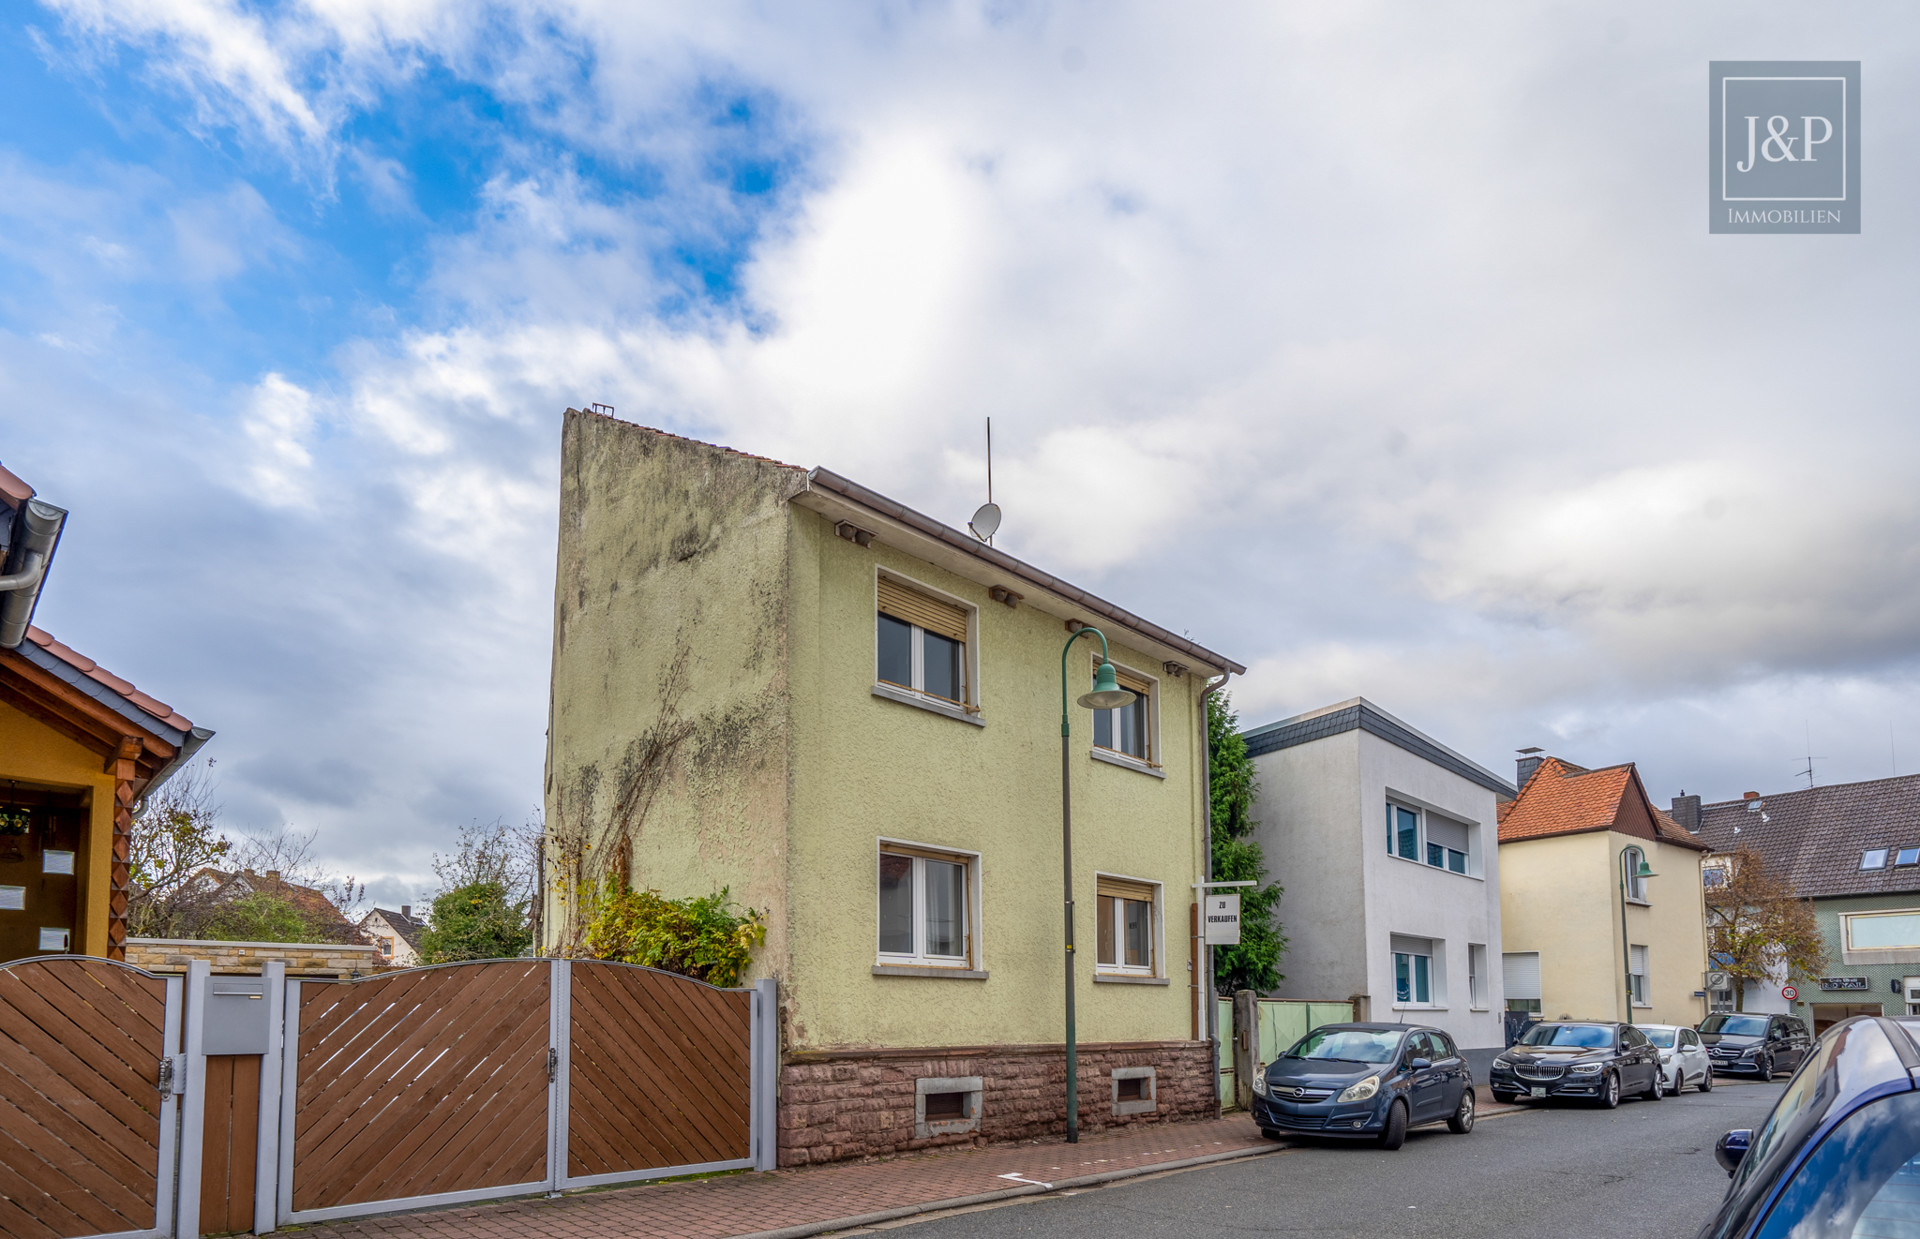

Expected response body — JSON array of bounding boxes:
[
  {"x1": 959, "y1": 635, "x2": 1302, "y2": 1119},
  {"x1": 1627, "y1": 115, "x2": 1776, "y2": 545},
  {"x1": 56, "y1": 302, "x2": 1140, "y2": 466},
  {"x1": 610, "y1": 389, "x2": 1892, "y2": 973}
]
[{"x1": 1700, "y1": 1012, "x2": 1812, "y2": 1081}]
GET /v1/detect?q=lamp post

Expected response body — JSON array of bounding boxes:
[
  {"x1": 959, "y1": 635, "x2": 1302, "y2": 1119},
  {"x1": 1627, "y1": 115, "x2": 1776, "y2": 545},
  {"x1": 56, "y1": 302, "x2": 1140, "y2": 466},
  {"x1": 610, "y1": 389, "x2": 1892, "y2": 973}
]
[
  {"x1": 1618, "y1": 845, "x2": 1657, "y2": 1022},
  {"x1": 1060, "y1": 626, "x2": 1137, "y2": 1144}
]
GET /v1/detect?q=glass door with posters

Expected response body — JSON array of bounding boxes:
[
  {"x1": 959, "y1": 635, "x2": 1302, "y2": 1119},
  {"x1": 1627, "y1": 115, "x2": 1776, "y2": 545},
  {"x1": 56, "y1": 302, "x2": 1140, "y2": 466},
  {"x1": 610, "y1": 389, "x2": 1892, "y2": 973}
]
[{"x1": 0, "y1": 789, "x2": 84, "y2": 964}]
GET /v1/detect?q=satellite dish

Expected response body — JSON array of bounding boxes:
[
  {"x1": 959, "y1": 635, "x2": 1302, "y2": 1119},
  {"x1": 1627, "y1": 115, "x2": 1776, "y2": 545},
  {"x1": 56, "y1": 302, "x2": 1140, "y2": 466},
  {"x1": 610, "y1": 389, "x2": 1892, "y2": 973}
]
[{"x1": 969, "y1": 502, "x2": 1001, "y2": 542}]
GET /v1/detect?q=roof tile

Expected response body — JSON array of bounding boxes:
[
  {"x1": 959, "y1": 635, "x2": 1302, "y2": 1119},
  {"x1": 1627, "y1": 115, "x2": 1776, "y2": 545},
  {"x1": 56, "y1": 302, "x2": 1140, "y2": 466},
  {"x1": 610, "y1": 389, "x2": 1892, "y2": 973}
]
[
  {"x1": 21, "y1": 624, "x2": 195, "y2": 733},
  {"x1": 1694, "y1": 775, "x2": 1920, "y2": 899}
]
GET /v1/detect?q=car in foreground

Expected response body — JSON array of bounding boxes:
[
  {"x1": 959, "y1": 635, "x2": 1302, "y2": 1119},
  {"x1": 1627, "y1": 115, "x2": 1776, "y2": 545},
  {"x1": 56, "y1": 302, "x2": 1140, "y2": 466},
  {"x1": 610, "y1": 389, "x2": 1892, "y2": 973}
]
[
  {"x1": 1638, "y1": 1023, "x2": 1714, "y2": 1095},
  {"x1": 1698, "y1": 1012, "x2": 1812, "y2": 1081},
  {"x1": 1489, "y1": 1021, "x2": 1663, "y2": 1107},
  {"x1": 1698, "y1": 1014, "x2": 1920, "y2": 1238},
  {"x1": 1250, "y1": 1023, "x2": 1475, "y2": 1150}
]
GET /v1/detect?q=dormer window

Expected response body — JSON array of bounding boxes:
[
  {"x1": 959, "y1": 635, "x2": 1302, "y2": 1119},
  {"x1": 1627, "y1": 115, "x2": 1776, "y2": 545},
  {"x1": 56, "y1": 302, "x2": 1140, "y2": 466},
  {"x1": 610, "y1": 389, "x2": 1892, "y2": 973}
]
[{"x1": 1862, "y1": 849, "x2": 1889, "y2": 870}]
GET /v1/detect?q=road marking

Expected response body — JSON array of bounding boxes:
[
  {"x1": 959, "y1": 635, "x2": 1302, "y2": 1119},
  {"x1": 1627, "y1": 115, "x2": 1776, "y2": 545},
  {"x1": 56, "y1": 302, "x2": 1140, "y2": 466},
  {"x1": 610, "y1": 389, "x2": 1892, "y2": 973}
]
[{"x1": 997, "y1": 1172, "x2": 1055, "y2": 1190}]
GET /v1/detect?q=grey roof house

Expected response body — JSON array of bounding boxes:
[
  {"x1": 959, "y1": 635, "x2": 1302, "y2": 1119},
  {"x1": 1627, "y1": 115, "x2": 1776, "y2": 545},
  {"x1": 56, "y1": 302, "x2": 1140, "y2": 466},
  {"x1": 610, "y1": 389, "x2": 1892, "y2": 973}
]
[{"x1": 1687, "y1": 774, "x2": 1920, "y2": 1031}]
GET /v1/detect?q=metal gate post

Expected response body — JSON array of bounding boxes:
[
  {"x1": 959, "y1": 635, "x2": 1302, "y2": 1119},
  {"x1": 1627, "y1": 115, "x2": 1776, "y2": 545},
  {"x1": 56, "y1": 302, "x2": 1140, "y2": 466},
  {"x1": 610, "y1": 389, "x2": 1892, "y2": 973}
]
[
  {"x1": 252, "y1": 960, "x2": 286, "y2": 1235},
  {"x1": 547, "y1": 958, "x2": 571, "y2": 1194},
  {"x1": 750, "y1": 977, "x2": 778, "y2": 1172},
  {"x1": 275, "y1": 979, "x2": 301, "y2": 1227},
  {"x1": 175, "y1": 959, "x2": 210, "y2": 1239},
  {"x1": 156, "y1": 973, "x2": 185, "y2": 1239}
]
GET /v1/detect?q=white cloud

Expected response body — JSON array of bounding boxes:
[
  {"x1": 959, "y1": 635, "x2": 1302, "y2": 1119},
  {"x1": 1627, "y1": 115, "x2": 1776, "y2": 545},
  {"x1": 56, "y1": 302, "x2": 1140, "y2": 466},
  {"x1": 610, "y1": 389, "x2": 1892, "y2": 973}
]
[{"x1": 240, "y1": 372, "x2": 318, "y2": 506}]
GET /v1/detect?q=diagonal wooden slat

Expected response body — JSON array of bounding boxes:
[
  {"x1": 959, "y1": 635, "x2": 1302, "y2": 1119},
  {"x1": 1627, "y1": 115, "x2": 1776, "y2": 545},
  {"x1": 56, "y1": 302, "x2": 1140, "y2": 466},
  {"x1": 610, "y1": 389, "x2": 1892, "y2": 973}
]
[
  {"x1": 0, "y1": 959, "x2": 167, "y2": 1239},
  {"x1": 565, "y1": 963, "x2": 751, "y2": 1176}
]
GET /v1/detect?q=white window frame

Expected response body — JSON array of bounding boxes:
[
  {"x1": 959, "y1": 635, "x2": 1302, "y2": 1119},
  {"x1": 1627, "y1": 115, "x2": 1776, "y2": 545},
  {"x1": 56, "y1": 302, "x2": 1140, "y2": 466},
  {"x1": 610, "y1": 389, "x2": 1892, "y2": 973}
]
[
  {"x1": 1385, "y1": 799, "x2": 1478, "y2": 878},
  {"x1": 873, "y1": 570, "x2": 981, "y2": 718},
  {"x1": 1624, "y1": 846, "x2": 1651, "y2": 904},
  {"x1": 1089, "y1": 659, "x2": 1162, "y2": 776},
  {"x1": 1391, "y1": 934, "x2": 1444, "y2": 1009},
  {"x1": 1629, "y1": 943, "x2": 1650, "y2": 1007},
  {"x1": 1843, "y1": 909, "x2": 1920, "y2": 953},
  {"x1": 876, "y1": 840, "x2": 981, "y2": 970},
  {"x1": 1093, "y1": 873, "x2": 1162, "y2": 978}
]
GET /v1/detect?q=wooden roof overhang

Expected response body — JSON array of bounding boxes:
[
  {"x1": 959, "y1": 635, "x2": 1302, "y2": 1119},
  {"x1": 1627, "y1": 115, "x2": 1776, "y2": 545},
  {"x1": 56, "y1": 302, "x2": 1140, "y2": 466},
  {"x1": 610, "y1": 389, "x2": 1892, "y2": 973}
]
[{"x1": 0, "y1": 642, "x2": 183, "y2": 793}]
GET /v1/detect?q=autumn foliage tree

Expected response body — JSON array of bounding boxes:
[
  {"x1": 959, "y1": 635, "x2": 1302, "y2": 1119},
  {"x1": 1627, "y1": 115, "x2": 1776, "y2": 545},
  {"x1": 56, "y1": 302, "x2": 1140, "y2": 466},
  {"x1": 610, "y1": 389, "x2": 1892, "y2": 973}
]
[{"x1": 1705, "y1": 848, "x2": 1828, "y2": 1011}]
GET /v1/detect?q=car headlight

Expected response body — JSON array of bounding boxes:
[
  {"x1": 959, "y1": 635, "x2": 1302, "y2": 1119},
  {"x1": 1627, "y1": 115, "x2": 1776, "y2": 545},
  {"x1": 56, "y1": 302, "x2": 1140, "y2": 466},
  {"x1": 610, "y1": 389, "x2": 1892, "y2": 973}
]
[
  {"x1": 1336, "y1": 1075, "x2": 1381, "y2": 1103},
  {"x1": 1659, "y1": 1050, "x2": 1673, "y2": 1061},
  {"x1": 1251, "y1": 1072, "x2": 1269, "y2": 1098},
  {"x1": 1570, "y1": 1062, "x2": 1604, "y2": 1075},
  {"x1": 1490, "y1": 1058, "x2": 1514, "y2": 1072}
]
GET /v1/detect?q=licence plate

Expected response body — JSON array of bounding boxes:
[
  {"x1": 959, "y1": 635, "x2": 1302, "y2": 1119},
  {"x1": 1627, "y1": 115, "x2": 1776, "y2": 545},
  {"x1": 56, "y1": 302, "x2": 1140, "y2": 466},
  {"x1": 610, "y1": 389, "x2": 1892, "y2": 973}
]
[{"x1": 1530, "y1": 1087, "x2": 1547, "y2": 1098}]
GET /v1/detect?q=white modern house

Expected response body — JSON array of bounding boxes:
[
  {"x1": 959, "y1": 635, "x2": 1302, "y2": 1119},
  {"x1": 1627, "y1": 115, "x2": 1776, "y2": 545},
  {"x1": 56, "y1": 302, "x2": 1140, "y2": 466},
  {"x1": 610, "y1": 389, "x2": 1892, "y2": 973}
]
[{"x1": 1240, "y1": 698, "x2": 1514, "y2": 1056}]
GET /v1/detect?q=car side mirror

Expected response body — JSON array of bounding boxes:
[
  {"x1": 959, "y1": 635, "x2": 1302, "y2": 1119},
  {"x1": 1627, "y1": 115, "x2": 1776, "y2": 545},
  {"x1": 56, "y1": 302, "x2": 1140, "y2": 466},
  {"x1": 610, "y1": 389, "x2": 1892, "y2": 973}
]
[
  {"x1": 1715, "y1": 1129, "x2": 1753, "y2": 1176},
  {"x1": 1408, "y1": 1057, "x2": 1432, "y2": 1071}
]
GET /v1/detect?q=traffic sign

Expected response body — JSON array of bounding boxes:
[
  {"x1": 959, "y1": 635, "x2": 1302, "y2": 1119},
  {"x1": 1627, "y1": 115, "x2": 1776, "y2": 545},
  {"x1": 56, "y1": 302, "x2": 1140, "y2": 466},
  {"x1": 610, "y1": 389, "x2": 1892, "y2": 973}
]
[{"x1": 1781, "y1": 985, "x2": 1799, "y2": 1001}]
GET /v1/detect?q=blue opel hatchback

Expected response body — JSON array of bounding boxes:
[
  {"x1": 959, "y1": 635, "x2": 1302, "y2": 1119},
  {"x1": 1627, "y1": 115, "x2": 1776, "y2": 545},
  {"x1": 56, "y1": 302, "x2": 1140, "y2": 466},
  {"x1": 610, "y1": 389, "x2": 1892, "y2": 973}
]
[
  {"x1": 1698, "y1": 1014, "x2": 1920, "y2": 1238},
  {"x1": 1250, "y1": 1022, "x2": 1475, "y2": 1150}
]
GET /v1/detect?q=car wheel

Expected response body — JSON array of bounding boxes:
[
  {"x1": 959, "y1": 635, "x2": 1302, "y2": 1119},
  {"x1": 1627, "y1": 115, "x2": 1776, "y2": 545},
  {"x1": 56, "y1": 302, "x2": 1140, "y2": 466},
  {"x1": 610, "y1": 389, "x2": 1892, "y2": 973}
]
[
  {"x1": 1597, "y1": 1072, "x2": 1621, "y2": 1109},
  {"x1": 1378, "y1": 1100, "x2": 1408, "y2": 1150},
  {"x1": 1644, "y1": 1068, "x2": 1664, "y2": 1101},
  {"x1": 1447, "y1": 1089, "x2": 1476, "y2": 1134},
  {"x1": 1699, "y1": 1069, "x2": 1714, "y2": 1093},
  {"x1": 1757, "y1": 1055, "x2": 1774, "y2": 1083}
]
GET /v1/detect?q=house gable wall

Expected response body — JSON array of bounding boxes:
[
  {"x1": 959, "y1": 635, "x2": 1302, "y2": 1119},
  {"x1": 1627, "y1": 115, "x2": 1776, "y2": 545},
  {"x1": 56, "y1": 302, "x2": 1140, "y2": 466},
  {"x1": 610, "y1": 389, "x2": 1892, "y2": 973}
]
[{"x1": 544, "y1": 412, "x2": 801, "y2": 978}]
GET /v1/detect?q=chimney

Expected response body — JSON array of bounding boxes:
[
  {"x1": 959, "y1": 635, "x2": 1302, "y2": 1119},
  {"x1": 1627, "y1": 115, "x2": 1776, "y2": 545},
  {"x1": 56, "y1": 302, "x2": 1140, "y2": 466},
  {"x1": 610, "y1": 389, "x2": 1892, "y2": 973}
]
[
  {"x1": 1516, "y1": 747, "x2": 1545, "y2": 791},
  {"x1": 265, "y1": 870, "x2": 280, "y2": 881},
  {"x1": 401, "y1": 905, "x2": 411, "y2": 920},
  {"x1": 1671, "y1": 793, "x2": 1702, "y2": 833}
]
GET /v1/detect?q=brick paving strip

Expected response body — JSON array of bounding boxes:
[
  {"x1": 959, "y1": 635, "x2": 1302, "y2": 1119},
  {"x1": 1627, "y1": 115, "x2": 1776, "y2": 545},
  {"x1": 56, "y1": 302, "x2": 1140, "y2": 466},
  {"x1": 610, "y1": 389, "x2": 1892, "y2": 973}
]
[{"x1": 297, "y1": 1091, "x2": 1525, "y2": 1239}]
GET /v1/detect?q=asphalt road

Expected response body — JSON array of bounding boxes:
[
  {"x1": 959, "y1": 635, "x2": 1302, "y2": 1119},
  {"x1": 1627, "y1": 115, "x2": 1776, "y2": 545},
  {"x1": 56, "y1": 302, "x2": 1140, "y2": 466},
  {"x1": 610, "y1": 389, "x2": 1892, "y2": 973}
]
[{"x1": 869, "y1": 1080, "x2": 1787, "y2": 1239}]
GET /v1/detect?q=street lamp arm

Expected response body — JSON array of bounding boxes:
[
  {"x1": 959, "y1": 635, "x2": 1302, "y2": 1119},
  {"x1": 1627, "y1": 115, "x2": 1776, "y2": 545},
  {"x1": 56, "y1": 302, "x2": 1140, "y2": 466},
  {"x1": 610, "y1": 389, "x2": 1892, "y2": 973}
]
[{"x1": 1060, "y1": 626, "x2": 1113, "y2": 735}]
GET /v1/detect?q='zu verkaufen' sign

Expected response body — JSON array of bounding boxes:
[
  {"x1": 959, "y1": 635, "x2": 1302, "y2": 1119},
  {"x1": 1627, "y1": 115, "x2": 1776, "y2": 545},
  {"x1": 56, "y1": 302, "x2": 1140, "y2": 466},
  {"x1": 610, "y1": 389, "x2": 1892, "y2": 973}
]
[
  {"x1": 1204, "y1": 894, "x2": 1241, "y2": 946},
  {"x1": 1710, "y1": 61, "x2": 1860, "y2": 234}
]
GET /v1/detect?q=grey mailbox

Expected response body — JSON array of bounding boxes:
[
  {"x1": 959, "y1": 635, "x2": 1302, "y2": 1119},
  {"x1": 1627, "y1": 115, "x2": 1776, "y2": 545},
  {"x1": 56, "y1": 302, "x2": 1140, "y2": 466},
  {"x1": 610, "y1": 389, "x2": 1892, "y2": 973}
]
[{"x1": 202, "y1": 974, "x2": 272, "y2": 1055}]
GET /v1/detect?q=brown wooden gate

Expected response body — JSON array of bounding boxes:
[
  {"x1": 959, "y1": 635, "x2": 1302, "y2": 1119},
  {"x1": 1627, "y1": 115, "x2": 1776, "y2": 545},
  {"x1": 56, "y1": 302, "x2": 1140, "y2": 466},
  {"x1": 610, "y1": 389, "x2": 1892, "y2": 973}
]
[
  {"x1": 285, "y1": 960, "x2": 551, "y2": 1222},
  {"x1": 198, "y1": 1055, "x2": 261, "y2": 1236},
  {"x1": 562, "y1": 961, "x2": 751, "y2": 1187},
  {"x1": 0, "y1": 957, "x2": 179, "y2": 1239}
]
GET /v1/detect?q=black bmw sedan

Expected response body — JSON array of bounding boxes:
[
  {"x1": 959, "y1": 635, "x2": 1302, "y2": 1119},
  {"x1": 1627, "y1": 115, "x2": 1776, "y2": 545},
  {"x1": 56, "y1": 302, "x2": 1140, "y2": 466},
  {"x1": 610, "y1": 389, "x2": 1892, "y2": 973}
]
[
  {"x1": 1697, "y1": 1015, "x2": 1920, "y2": 1238},
  {"x1": 1489, "y1": 1021, "x2": 1664, "y2": 1107},
  {"x1": 1250, "y1": 1023, "x2": 1474, "y2": 1150}
]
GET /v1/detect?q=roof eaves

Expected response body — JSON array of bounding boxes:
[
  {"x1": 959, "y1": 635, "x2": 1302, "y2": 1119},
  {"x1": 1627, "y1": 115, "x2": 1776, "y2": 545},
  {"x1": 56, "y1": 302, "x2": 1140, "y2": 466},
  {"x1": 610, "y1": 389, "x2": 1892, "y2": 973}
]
[
  {"x1": 801, "y1": 467, "x2": 1246, "y2": 677},
  {"x1": 13, "y1": 631, "x2": 190, "y2": 745},
  {"x1": 1241, "y1": 697, "x2": 1516, "y2": 798}
]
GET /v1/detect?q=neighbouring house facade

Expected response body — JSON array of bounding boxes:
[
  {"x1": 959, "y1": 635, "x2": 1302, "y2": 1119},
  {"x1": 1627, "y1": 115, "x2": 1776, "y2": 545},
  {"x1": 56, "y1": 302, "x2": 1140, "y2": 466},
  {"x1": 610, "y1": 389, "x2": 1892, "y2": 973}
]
[
  {"x1": 1239, "y1": 698, "x2": 1512, "y2": 1054},
  {"x1": 1685, "y1": 775, "x2": 1920, "y2": 1033},
  {"x1": 542, "y1": 411, "x2": 1243, "y2": 1165},
  {"x1": 361, "y1": 904, "x2": 429, "y2": 966},
  {"x1": 0, "y1": 461, "x2": 212, "y2": 964},
  {"x1": 1498, "y1": 756, "x2": 1710, "y2": 1027}
]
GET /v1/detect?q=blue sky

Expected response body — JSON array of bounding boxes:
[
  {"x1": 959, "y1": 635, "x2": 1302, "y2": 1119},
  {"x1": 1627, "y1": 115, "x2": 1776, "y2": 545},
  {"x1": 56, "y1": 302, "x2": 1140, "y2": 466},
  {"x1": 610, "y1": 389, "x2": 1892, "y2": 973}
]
[{"x1": 4, "y1": 1, "x2": 1920, "y2": 908}]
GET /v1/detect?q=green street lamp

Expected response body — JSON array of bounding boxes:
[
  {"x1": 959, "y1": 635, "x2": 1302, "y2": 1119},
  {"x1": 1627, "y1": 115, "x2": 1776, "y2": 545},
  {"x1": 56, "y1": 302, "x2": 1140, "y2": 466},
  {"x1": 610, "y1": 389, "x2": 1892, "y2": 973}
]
[
  {"x1": 1618, "y1": 846, "x2": 1657, "y2": 1022},
  {"x1": 1060, "y1": 626, "x2": 1137, "y2": 1144}
]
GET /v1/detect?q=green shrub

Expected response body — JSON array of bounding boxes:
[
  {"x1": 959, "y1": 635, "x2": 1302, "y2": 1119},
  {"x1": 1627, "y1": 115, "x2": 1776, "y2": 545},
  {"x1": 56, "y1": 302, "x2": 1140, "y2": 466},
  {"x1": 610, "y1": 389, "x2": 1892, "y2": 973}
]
[
  {"x1": 204, "y1": 892, "x2": 311, "y2": 943},
  {"x1": 582, "y1": 883, "x2": 765, "y2": 987},
  {"x1": 419, "y1": 881, "x2": 533, "y2": 963}
]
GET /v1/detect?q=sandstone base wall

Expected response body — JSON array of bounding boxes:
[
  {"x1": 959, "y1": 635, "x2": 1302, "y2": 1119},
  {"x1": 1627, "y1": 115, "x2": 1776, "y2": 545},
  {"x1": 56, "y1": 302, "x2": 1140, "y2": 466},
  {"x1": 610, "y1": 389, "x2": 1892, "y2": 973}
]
[
  {"x1": 126, "y1": 937, "x2": 379, "y2": 977},
  {"x1": 778, "y1": 1040, "x2": 1214, "y2": 1166}
]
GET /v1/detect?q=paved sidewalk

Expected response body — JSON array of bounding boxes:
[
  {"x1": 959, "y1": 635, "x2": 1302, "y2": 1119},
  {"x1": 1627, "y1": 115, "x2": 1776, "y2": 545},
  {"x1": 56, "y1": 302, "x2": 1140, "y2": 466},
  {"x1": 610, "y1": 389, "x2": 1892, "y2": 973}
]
[{"x1": 300, "y1": 1093, "x2": 1524, "y2": 1239}]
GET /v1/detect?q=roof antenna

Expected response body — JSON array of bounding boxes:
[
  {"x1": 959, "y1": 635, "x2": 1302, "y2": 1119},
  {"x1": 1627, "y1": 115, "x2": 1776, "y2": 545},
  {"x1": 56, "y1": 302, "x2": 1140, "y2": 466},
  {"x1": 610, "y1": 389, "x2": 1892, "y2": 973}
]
[
  {"x1": 969, "y1": 417, "x2": 1001, "y2": 546},
  {"x1": 1795, "y1": 721, "x2": 1826, "y2": 790}
]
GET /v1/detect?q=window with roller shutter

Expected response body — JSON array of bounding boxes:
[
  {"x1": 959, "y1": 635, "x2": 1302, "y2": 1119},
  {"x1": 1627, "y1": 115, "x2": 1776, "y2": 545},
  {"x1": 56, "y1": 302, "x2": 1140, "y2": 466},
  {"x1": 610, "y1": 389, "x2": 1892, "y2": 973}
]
[
  {"x1": 1090, "y1": 658, "x2": 1157, "y2": 765},
  {"x1": 1095, "y1": 875, "x2": 1159, "y2": 976},
  {"x1": 875, "y1": 574, "x2": 973, "y2": 707}
]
